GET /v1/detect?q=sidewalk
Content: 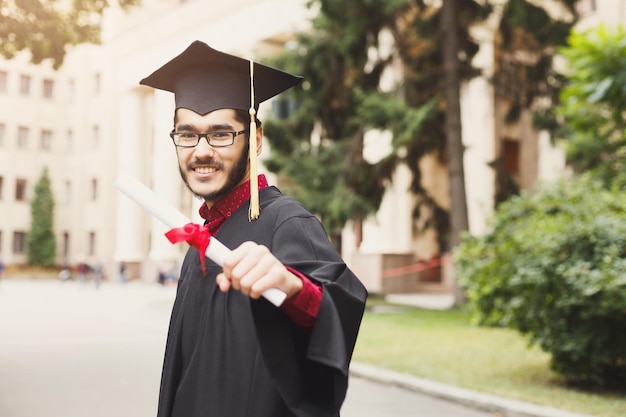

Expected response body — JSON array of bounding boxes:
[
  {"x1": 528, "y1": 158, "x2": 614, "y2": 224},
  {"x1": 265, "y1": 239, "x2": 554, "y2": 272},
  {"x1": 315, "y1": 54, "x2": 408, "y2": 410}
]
[
  {"x1": 0, "y1": 279, "x2": 599, "y2": 417},
  {"x1": 360, "y1": 292, "x2": 598, "y2": 417},
  {"x1": 350, "y1": 362, "x2": 595, "y2": 417}
]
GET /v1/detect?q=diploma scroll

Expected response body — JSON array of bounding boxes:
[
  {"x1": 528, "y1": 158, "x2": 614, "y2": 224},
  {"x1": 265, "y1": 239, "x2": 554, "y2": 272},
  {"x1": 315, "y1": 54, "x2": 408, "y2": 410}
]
[{"x1": 114, "y1": 175, "x2": 287, "y2": 307}]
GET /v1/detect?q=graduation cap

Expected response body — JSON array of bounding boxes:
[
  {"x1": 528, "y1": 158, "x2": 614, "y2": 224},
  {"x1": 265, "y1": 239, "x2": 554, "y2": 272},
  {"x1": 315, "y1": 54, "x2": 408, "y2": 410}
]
[{"x1": 140, "y1": 40, "x2": 303, "y2": 220}]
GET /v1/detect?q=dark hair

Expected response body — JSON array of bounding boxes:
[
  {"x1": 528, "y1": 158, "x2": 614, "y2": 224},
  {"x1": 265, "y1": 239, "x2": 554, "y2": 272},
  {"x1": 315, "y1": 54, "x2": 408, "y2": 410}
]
[{"x1": 233, "y1": 108, "x2": 262, "y2": 128}]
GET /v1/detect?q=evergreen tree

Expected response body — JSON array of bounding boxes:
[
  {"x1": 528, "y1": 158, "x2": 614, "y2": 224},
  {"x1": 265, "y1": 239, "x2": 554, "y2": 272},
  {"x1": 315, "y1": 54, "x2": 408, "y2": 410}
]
[
  {"x1": 262, "y1": 0, "x2": 579, "y2": 255},
  {"x1": 491, "y1": 0, "x2": 579, "y2": 202},
  {"x1": 263, "y1": 0, "x2": 487, "y2": 251},
  {"x1": 27, "y1": 167, "x2": 56, "y2": 267},
  {"x1": 263, "y1": 0, "x2": 413, "y2": 247}
]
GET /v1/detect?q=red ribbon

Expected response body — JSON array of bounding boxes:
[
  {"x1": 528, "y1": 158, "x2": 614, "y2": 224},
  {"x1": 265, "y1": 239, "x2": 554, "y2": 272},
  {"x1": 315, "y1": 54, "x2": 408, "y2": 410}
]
[{"x1": 165, "y1": 222, "x2": 212, "y2": 274}]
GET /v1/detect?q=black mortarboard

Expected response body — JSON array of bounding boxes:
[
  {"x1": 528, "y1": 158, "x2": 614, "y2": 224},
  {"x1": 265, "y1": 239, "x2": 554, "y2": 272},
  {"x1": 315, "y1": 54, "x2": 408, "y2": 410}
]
[
  {"x1": 140, "y1": 40, "x2": 303, "y2": 220},
  {"x1": 139, "y1": 40, "x2": 303, "y2": 115}
]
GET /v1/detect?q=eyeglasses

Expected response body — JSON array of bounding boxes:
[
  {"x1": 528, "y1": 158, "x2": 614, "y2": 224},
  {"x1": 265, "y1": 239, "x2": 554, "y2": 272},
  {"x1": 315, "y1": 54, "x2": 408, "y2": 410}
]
[{"x1": 169, "y1": 129, "x2": 248, "y2": 148}]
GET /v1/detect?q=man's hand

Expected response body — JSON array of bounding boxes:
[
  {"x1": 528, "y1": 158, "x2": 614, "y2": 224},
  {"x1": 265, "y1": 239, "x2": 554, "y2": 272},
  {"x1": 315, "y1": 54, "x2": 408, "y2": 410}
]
[{"x1": 216, "y1": 241, "x2": 303, "y2": 299}]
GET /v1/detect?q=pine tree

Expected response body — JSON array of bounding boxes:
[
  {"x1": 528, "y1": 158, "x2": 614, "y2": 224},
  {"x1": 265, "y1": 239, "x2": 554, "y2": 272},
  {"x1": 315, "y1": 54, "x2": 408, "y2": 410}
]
[
  {"x1": 492, "y1": 0, "x2": 579, "y2": 202},
  {"x1": 263, "y1": 0, "x2": 576, "y2": 253},
  {"x1": 27, "y1": 167, "x2": 56, "y2": 267},
  {"x1": 262, "y1": 0, "x2": 486, "y2": 252}
]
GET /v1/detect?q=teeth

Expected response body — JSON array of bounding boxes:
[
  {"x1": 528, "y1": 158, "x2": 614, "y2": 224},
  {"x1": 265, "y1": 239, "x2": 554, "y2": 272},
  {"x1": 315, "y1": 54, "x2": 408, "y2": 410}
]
[{"x1": 195, "y1": 167, "x2": 216, "y2": 174}]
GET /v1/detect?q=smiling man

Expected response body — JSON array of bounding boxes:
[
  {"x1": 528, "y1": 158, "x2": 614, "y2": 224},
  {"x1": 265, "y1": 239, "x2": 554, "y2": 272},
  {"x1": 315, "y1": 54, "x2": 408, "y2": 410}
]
[{"x1": 140, "y1": 40, "x2": 367, "y2": 417}]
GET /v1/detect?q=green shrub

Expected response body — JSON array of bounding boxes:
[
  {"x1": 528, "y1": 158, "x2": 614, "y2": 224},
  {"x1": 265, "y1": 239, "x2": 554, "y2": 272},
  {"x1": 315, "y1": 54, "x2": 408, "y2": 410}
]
[{"x1": 455, "y1": 175, "x2": 626, "y2": 388}]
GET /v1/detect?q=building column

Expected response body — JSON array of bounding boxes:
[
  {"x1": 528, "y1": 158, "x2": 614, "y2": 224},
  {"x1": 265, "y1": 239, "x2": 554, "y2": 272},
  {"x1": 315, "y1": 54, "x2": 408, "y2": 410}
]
[
  {"x1": 114, "y1": 89, "x2": 148, "y2": 272},
  {"x1": 149, "y1": 90, "x2": 182, "y2": 262}
]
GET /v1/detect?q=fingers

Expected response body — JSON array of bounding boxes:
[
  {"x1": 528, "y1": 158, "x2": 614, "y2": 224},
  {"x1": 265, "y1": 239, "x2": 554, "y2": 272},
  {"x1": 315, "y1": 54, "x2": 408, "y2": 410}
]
[
  {"x1": 216, "y1": 272, "x2": 231, "y2": 292},
  {"x1": 216, "y1": 242, "x2": 294, "y2": 299}
]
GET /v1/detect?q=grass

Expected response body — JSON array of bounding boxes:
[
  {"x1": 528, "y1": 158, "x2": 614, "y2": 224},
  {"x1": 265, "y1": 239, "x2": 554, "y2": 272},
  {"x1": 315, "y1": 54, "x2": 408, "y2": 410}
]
[{"x1": 352, "y1": 298, "x2": 626, "y2": 417}]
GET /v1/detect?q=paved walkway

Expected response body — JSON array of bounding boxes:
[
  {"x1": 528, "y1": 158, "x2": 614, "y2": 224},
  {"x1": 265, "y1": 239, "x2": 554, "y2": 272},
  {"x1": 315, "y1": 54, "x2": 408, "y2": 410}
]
[{"x1": 0, "y1": 278, "x2": 596, "y2": 417}]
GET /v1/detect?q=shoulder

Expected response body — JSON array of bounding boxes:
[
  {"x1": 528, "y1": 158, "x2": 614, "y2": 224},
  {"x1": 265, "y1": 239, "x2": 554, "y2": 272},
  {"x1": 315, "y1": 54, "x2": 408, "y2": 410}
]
[{"x1": 259, "y1": 186, "x2": 314, "y2": 221}]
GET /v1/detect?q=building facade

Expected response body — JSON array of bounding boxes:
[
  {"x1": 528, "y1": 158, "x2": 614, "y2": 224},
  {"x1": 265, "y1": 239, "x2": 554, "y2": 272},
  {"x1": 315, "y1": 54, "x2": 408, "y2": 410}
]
[{"x1": 0, "y1": 0, "x2": 622, "y2": 288}]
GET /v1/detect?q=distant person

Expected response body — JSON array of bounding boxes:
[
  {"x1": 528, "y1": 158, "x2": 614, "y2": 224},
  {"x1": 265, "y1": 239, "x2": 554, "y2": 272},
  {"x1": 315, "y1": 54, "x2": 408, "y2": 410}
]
[
  {"x1": 59, "y1": 263, "x2": 71, "y2": 281},
  {"x1": 119, "y1": 262, "x2": 127, "y2": 284},
  {"x1": 77, "y1": 262, "x2": 89, "y2": 284},
  {"x1": 0, "y1": 258, "x2": 5, "y2": 281},
  {"x1": 92, "y1": 262, "x2": 103, "y2": 289}
]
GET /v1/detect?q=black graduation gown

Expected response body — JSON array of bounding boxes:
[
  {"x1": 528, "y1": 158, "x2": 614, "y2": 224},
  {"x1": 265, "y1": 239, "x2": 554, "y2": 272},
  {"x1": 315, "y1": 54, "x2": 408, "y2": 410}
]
[{"x1": 156, "y1": 186, "x2": 367, "y2": 417}]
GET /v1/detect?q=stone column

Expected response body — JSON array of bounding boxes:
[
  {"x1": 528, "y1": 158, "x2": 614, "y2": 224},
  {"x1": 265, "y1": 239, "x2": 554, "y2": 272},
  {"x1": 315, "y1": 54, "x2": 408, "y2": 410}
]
[
  {"x1": 114, "y1": 89, "x2": 148, "y2": 278},
  {"x1": 149, "y1": 90, "x2": 182, "y2": 263}
]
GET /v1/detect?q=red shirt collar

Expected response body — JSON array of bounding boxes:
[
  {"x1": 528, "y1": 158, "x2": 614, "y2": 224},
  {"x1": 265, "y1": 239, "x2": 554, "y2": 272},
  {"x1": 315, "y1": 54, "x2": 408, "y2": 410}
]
[{"x1": 199, "y1": 174, "x2": 269, "y2": 230}]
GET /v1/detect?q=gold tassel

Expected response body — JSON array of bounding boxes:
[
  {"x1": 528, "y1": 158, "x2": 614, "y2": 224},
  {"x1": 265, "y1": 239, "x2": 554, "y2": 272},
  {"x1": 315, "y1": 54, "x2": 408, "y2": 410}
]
[{"x1": 248, "y1": 59, "x2": 260, "y2": 221}]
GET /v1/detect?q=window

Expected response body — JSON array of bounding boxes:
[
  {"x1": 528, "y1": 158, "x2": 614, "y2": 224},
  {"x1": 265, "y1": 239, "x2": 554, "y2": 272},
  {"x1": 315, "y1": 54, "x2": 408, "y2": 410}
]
[
  {"x1": 0, "y1": 123, "x2": 5, "y2": 147},
  {"x1": 17, "y1": 126, "x2": 29, "y2": 149},
  {"x1": 67, "y1": 129, "x2": 73, "y2": 151},
  {"x1": 19, "y1": 74, "x2": 31, "y2": 95},
  {"x1": 40, "y1": 130, "x2": 53, "y2": 150},
  {"x1": 68, "y1": 79, "x2": 75, "y2": 102},
  {"x1": 90, "y1": 178, "x2": 98, "y2": 201},
  {"x1": 13, "y1": 231, "x2": 27, "y2": 254},
  {"x1": 272, "y1": 97, "x2": 298, "y2": 119},
  {"x1": 0, "y1": 71, "x2": 7, "y2": 93},
  {"x1": 63, "y1": 180, "x2": 72, "y2": 204},
  {"x1": 92, "y1": 125, "x2": 100, "y2": 149},
  {"x1": 502, "y1": 138, "x2": 520, "y2": 176},
  {"x1": 576, "y1": 0, "x2": 597, "y2": 15},
  {"x1": 94, "y1": 73, "x2": 101, "y2": 95},
  {"x1": 62, "y1": 232, "x2": 70, "y2": 258},
  {"x1": 15, "y1": 178, "x2": 27, "y2": 201},
  {"x1": 43, "y1": 79, "x2": 54, "y2": 99},
  {"x1": 88, "y1": 231, "x2": 96, "y2": 256}
]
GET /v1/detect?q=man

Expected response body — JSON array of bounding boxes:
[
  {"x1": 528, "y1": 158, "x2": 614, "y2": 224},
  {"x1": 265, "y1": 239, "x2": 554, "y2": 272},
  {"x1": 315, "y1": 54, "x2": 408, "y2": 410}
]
[{"x1": 140, "y1": 40, "x2": 367, "y2": 417}]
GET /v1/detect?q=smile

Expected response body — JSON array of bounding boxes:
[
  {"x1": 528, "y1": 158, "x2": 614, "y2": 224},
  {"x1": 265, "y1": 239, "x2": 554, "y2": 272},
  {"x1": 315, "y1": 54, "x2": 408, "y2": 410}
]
[{"x1": 193, "y1": 166, "x2": 218, "y2": 174}]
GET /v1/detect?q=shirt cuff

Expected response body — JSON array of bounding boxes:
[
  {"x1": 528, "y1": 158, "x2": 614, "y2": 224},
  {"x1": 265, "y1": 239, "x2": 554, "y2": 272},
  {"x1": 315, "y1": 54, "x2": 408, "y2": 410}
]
[{"x1": 280, "y1": 267, "x2": 323, "y2": 328}]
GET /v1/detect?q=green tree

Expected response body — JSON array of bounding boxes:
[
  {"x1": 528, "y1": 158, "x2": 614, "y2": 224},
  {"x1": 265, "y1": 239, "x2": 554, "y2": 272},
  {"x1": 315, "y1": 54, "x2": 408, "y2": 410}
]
[
  {"x1": 264, "y1": 0, "x2": 575, "y2": 252},
  {"x1": 0, "y1": 0, "x2": 139, "y2": 69},
  {"x1": 27, "y1": 167, "x2": 56, "y2": 267},
  {"x1": 263, "y1": 0, "x2": 486, "y2": 251},
  {"x1": 557, "y1": 24, "x2": 626, "y2": 188},
  {"x1": 263, "y1": 0, "x2": 414, "y2": 246},
  {"x1": 491, "y1": 0, "x2": 578, "y2": 202},
  {"x1": 456, "y1": 175, "x2": 626, "y2": 387}
]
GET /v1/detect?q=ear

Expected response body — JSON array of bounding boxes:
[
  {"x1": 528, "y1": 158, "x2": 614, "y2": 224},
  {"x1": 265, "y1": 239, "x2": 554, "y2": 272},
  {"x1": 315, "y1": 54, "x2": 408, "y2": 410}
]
[{"x1": 255, "y1": 125, "x2": 263, "y2": 155}]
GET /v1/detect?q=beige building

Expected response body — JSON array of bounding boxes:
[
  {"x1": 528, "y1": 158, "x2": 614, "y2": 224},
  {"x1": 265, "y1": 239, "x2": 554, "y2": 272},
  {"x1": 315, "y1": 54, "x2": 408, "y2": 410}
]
[{"x1": 0, "y1": 0, "x2": 621, "y2": 288}]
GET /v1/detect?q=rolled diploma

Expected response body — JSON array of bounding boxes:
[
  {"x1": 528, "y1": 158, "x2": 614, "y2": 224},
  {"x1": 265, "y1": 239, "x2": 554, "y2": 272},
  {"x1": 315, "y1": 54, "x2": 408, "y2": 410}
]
[{"x1": 114, "y1": 175, "x2": 286, "y2": 306}]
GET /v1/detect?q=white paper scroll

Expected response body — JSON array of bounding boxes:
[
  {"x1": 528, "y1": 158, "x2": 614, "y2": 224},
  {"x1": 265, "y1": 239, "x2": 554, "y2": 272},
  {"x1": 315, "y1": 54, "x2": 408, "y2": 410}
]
[{"x1": 114, "y1": 175, "x2": 286, "y2": 306}]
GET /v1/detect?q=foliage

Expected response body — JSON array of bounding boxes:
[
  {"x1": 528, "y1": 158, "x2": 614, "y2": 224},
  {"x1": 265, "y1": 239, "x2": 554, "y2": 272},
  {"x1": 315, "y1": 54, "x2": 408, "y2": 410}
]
[
  {"x1": 263, "y1": 0, "x2": 581, "y2": 250},
  {"x1": 557, "y1": 24, "x2": 626, "y2": 189},
  {"x1": 263, "y1": 0, "x2": 486, "y2": 247},
  {"x1": 27, "y1": 167, "x2": 56, "y2": 267},
  {"x1": 493, "y1": 0, "x2": 577, "y2": 126},
  {"x1": 455, "y1": 174, "x2": 626, "y2": 387},
  {"x1": 489, "y1": 0, "x2": 578, "y2": 204},
  {"x1": 0, "y1": 0, "x2": 139, "y2": 69}
]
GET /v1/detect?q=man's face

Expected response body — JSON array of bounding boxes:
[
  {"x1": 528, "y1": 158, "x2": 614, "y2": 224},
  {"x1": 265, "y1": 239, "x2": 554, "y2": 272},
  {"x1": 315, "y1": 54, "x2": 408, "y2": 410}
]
[{"x1": 174, "y1": 108, "x2": 254, "y2": 205}]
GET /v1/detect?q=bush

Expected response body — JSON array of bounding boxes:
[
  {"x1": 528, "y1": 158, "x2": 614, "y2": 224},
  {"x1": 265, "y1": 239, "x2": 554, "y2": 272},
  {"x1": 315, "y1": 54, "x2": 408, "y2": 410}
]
[{"x1": 455, "y1": 175, "x2": 626, "y2": 388}]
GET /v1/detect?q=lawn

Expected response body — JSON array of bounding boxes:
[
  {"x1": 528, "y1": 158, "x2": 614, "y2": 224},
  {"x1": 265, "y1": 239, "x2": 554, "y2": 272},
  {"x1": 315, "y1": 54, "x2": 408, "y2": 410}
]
[{"x1": 352, "y1": 300, "x2": 626, "y2": 417}]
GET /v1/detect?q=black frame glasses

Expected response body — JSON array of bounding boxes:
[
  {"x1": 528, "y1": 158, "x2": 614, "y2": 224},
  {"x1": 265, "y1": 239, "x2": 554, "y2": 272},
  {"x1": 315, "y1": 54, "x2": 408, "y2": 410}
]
[{"x1": 169, "y1": 129, "x2": 248, "y2": 148}]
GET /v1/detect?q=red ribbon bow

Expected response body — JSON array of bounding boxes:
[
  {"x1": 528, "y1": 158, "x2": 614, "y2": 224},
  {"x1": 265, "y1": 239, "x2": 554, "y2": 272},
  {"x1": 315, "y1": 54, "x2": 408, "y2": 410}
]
[{"x1": 165, "y1": 222, "x2": 212, "y2": 274}]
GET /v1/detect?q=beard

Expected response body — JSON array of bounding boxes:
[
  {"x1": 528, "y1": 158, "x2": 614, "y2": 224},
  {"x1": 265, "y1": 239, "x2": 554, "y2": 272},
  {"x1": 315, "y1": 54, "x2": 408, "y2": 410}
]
[{"x1": 179, "y1": 144, "x2": 250, "y2": 203}]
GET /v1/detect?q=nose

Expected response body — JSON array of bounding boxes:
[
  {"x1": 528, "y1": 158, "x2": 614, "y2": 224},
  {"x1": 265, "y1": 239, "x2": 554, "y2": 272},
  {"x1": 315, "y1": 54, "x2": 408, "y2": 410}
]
[{"x1": 193, "y1": 135, "x2": 216, "y2": 156}]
